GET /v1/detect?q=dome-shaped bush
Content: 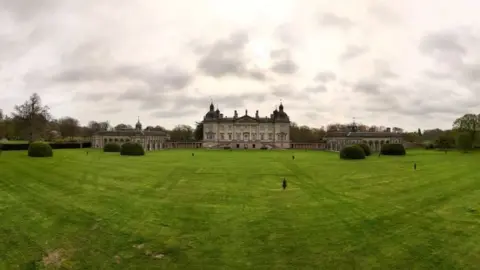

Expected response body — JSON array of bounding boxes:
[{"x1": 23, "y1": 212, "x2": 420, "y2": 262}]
[
  {"x1": 103, "y1": 143, "x2": 121, "y2": 152},
  {"x1": 340, "y1": 145, "x2": 366, "y2": 160},
  {"x1": 28, "y1": 141, "x2": 53, "y2": 157},
  {"x1": 380, "y1": 143, "x2": 406, "y2": 156},
  {"x1": 120, "y1": 142, "x2": 145, "y2": 156},
  {"x1": 356, "y1": 143, "x2": 371, "y2": 156}
]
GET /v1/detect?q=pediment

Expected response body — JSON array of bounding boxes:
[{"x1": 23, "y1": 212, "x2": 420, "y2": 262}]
[{"x1": 235, "y1": 115, "x2": 257, "y2": 123}]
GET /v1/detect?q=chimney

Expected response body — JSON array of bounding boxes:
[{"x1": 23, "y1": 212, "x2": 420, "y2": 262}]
[{"x1": 386, "y1": 127, "x2": 391, "y2": 132}]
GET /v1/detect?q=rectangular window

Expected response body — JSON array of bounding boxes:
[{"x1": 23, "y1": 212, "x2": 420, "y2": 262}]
[
  {"x1": 260, "y1": 134, "x2": 264, "y2": 140},
  {"x1": 228, "y1": 134, "x2": 232, "y2": 140},
  {"x1": 220, "y1": 133, "x2": 224, "y2": 140},
  {"x1": 268, "y1": 133, "x2": 273, "y2": 140}
]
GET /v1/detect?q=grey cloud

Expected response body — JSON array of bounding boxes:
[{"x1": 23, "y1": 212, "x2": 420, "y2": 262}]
[
  {"x1": 269, "y1": 48, "x2": 298, "y2": 75},
  {"x1": 195, "y1": 31, "x2": 266, "y2": 81},
  {"x1": 49, "y1": 64, "x2": 194, "y2": 92},
  {"x1": 73, "y1": 92, "x2": 109, "y2": 102},
  {"x1": 319, "y1": 13, "x2": 354, "y2": 29},
  {"x1": 271, "y1": 84, "x2": 292, "y2": 97},
  {"x1": 0, "y1": 0, "x2": 58, "y2": 21},
  {"x1": 270, "y1": 49, "x2": 290, "y2": 59},
  {"x1": 374, "y1": 60, "x2": 397, "y2": 79},
  {"x1": 353, "y1": 80, "x2": 383, "y2": 95},
  {"x1": 314, "y1": 71, "x2": 336, "y2": 83},
  {"x1": 419, "y1": 32, "x2": 466, "y2": 56},
  {"x1": 151, "y1": 109, "x2": 198, "y2": 119},
  {"x1": 424, "y1": 70, "x2": 451, "y2": 80},
  {"x1": 305, "y1": 85, "x2": 327, "y2": 93},
  {"x1": 340, "y1": 45, "x2": 369, "y2": 61},
  {"x1": 270, "y1": 59, "x2": 298, "y2": 75},
  {"x1": 117, "y1": 87, "x2": 149, "y2": 101}
]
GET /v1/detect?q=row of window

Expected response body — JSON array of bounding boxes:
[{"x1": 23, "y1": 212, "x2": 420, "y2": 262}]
[
  {"x1": 102, "y1": 138, "x2": 162, "y2": 143},
  {"x1": 206, "y1": 133, "x2": 288, "y2": 141}
]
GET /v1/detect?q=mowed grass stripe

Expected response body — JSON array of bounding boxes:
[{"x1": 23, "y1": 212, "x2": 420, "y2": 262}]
[{"x1": 2, "y1": 149, "x2": 480, "y2": 269}]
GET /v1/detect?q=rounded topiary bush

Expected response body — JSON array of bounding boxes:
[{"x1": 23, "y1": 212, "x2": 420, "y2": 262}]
[
  {"x1": 103, "y1": 143, "x2": 121, "y2": 152},
  {"x1": 28, "y1": 141, "x2": 53, "y2": 157},
  {"x1": 120, "y1": 142, "x2": 145, "y2": 156},
  {"x1": 356, "y1": 143, "x2": 371, "y2": 156},
  {"x1": 380, "y1": 143, "x2": 406, "y2": 156},
  {"x1": 340, "y1": 145, "x2": 366, "y2": 160}
]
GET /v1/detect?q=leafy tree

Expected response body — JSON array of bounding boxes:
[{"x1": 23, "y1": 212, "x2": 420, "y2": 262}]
[
  {"x1": 194, "y1": 122, "x2": 203, "y2": 141},
  {"x1": 169, "y1": 124, "x2": 193, "y2": 141},
  {"x1": 417, "y1": 128, "x2": 422, "y2": 136},
  {"x1": 435, "y1": 133, "x2": 455, "y2": 150},
  {"x1": 58, "y1": 117, "x2": 80, "y2": 139},
  {"x1": 453, "y1": 113, "x2": 480, "y2": 143},
  {"x1": 114, "y1": 123, "x2": 133, "y2": 130},
  {"x1": 457, "y1": 132, "x2": 473, "y2": 152},
  {"x1": 12, "y1": 93, "x2": 50, "y2": 142}
]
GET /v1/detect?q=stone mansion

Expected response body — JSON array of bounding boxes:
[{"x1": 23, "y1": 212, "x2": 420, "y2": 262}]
[{"x1": 202, "y1": 102, "x2": 291, "y2": 149}]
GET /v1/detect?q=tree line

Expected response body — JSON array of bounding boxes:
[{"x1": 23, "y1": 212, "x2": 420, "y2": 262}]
[{"x1": 0, "y1": 93, "x2": 479, "y2": 148}]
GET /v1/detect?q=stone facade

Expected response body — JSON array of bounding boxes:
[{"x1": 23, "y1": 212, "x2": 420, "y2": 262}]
[
  {"x1": 324, "y1": 126, "x2": 404, "y2": 152},
  {"x1": 202, "y1": 103, "x2": 291, "y2": 149},
  {"x1": 92, "y1": 119, "x2": 168, "y2": 150}
]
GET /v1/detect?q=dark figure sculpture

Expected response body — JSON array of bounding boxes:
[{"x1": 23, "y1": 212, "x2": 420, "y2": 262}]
[
  {"x1": 282, "y1": 178, "x2": 287, "y2": 190},
  {"x1": 86, "y1": 151, "x2": 89, "y2": 155},
  {"x1": 192, "y1": 153, "x2": 195, "y2": 157},
  {"x1": 414, "y1": 163, "x2": 417, "y2": 170},
  {"x1": 292, "y1": 155, "x2": 295, "y2": 160}
]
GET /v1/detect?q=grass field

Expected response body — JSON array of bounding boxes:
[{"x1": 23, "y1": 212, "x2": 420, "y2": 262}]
[{"x1": 1, "y1": 149, "x2": 480, "y2": 269}]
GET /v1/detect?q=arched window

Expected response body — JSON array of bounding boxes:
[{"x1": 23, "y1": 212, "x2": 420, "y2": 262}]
[
  {"x1": 120, "y1": 138, "x2": 124, "y2": 142},
  {"x1": 109, "y1": 138, "x2": 113, "y2": 142}
]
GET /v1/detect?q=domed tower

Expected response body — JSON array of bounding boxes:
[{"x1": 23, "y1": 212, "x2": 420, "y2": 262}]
[
  {"x1": 275, "y1": 102, "x2": 289, "y2": 121},
  {"x1": 135, "y1": 117, "x2": 142, "y2": 131},
  {"x1": 204, "y1": 102, "x2": 217, "y2": 120}
]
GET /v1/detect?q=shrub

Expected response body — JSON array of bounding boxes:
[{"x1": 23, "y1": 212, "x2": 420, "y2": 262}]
[
  {"x1": 356, "y1": 143, "x2": 371, "y2": 156},
  {"x1": 457, "y1": 133, "x2": 473, "y2": 152},
  {"x1": 380, "y1": 143, "x2": 406, "y2": 156},
  {"x1": 28, "y1": 141, "x2": 53, "y2": 157},
  {"x1": 104, "y1": 143, "x2": 121, "y2": 152},
  {"x1": 340, "y1": 145, "x2": 365, "y2": 160},
  {"x1": 260, "y1": 146, "x2": 268, "y2": 150},
  {"x1": 120, "y1": 142, "x2": 145, "y2": 156},
  {"x1": 424, "y1": 143, "x2": 434, "y2": 149},
  {"x1": 223, "y1": 146, "x2": 231, "y2": 150}
]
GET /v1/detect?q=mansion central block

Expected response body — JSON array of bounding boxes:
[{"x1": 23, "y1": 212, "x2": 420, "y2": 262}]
[{"x1": 202, "y1": 103, "x2": 290, "y2": 149}]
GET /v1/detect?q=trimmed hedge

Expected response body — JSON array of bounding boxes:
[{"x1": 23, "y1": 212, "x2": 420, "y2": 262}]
[
  {"x1": 104, "y1": 143, "x2": 121, "y2": 152},
  {"x1": 340, "y1": 145, "x2": 366, "y2": 160},
  {"x1": 0, "y1": 142, "x2": 91, "y2": 151},
  {"x1": 28, "y1": 141, "x2": 53, "y2": 157},
  {"x1": 356, "y1": 143, "x2": 371, "y2": 156},
  {"x1": 120, "y1": 142, "x2": 145, "y2": 156},
  {"x1": 380, "y1": 143, "x2": 406, "y2": 156}
]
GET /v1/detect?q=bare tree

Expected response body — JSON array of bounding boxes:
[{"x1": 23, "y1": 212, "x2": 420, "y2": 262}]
[{"x1": 12, "y1": 93, "x2": 50, "y2": 142}]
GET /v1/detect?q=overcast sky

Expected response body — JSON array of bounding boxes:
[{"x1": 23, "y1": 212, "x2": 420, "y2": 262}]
[{"x1": 1, "y1": 0, "x2": 480, "y2": 131}]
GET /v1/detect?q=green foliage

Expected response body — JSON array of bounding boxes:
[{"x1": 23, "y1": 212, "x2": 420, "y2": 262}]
[
  {"x1": 356, "y1": 143, "x2": 371, "y2": 156},
  {"x1": 120, "y1": 142, "x2": 145, "y2": 156},
  {"x1": 457, "y1": 133, "x2": 473, "y2": 152},
  {"x1": 435, "y1": 134, "x2": 455, "y2": 149},
  {"x1": 103, "y1": 143, "x2": 121, "y2": 152},
  {"x1": 194, "y1": 122, "x2": 203, "y2": 141},
  {"x1": 424, "y1": 143, "x2": 434, "y2": 150},
  {"x1": 380, "y1": 143, "x2": 406, "y2": 156},
  {"x1": 28, "y1": 141, "x2": 53, "y2": 157},
  {"x1": 340, "y1": 145, "x2": 366, "y2": 160}
]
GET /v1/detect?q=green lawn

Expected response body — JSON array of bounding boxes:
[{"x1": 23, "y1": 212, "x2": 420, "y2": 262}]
[{"x1": 1, "y1": 149, "x2": 480, "y2": 269}]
